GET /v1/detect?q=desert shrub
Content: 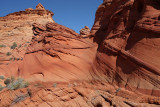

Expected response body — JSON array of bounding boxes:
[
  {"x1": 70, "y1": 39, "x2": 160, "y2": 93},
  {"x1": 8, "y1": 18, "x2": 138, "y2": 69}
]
[
  {"x1": 0, "y1": 85, "x2": 4, "y2": 91},
  {"x1": 9, "y1": 57, "x2": 16, "y2": 61},
  {"x1": 24, "y1": 44, "x2": 27, "y2": 47},
  {"x1": 13, "y1": 57, "x2": 16, "y2": 61},
  {"x1": 0, "y1": 44, "x2": 6, "y2": 48},
  {"x1": 4, "y1": 78, "x2": 11, "y2": 85},
  {"x1": 6, "y1": 52, "x2": 12, "y2": 56},
  {"x1": 9, "y1": 57, "x2": 13, "y2": 61},
  {"x1": 53, "y1": 83, "x2": 57, "y2": 88},
  {"x1": 4, "y1": 76, "x2": 15, "y2": 85},
  {"x1": 18, "y1": 44, "x2": 22, "y2": 48},
  {"x1": 0, "y1": 75, "x2": 5, "y2": 80},
  {"x1": 116, "y1": 88, "x2": 121, "y2": 94},
  {"x1": 3, "y1": 76, "x2": 29, "y2": 91},
  {"x1": 6, "y1": 78, "x2": 29, "y2": 90},
  {"x1": 10, "y1": 57, "x2": 16, "y2": 61},
  {"x1": 16, "y1": 58, "x2": 20, "y2": 60},
  {"x1": 11, "y1": 42, "x2": 17, "y2": 49}
]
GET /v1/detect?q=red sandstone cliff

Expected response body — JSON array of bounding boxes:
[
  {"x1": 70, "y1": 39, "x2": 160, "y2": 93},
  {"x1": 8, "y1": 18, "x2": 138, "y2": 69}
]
[
  {"x1": 0, "y1": 1, "x2": 160, "y2": 107},
  {"x1": 91, "y1": 0, "x2": 160, "y2": 97},
  {"x1": 0, "y1": 3, "x2": 54, "y2": 65}
]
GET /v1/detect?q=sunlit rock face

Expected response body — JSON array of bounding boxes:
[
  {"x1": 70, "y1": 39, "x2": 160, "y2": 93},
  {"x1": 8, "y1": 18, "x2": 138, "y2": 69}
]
[
  {"x1": 0, "y1": 3, "x2": 54, "y2": 65},
  {"x1": 36, "y1": 3, "x2": 46, "y2": 10},
  {"x1": 79, "y1": 26, "x2": 90, "y2": 37}
]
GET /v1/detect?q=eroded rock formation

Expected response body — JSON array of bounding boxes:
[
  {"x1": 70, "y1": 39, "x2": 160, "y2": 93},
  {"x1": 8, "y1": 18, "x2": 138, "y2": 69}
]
[
  {"x1": 0, "y1": 3, "x2": 54, "y2": 65},
  {"x1": 79, "y1": 26, "x2": 90, "y2": 37},
  {"x1": 1, "y1": 81, "x2": 160, "y2": 107},
  {"x1": 91, "y1": 0, "x2": 160, "y2": 97},
  {"x1": 0, "y1": 1, "x2": 160, "y2": 106},
  {"x1": 36, "y1": 3, "x2": 46, "y2": 10}
]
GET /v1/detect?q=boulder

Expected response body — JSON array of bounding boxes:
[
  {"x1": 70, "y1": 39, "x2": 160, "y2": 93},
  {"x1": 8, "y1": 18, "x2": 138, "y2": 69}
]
[{"x1": 79, "y1": 26, "x2": 90, "y2": 37}]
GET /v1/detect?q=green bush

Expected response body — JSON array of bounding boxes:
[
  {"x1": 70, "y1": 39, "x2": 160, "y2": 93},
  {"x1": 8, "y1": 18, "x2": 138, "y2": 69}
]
[
  {"x1": 6, "y1": 78, "x2": 29, "y2": 90},
  {"x1": 9, "y1": 58, "x2": 13, "y2": 61},
  {"x1": 6, "y1": 52, "x2": 12, "y2": 56},
  {"x1": 10, "y1": 57, "x2": 21, "y2": 61},
  {"x1": 18, "y1": 44, "x2": 22, "y2": 48},
  {"x1": 53, "y1": 83, "x2": 57, "y2": 88},
  {"x1": 13, "y1": 57, "x2": 16, "y2": 61},
  {"x1": 4, "y1": 76, "x2": 15, "y2": 86},
  {"x1": 16, "y1": 58, "x2": 20, "y2": 60},
  {"x1": 0, "y1": 85, "x2": 4, "y2": 91},
  {"x1": 4, "y1": 78, "x2": 11, "y2": 85},
  {"x1": 0, "y1": 44, "x2": 6, "y2": 48},
  {"x1": 11, "y1": 42, "x2": 17, "y2": 49},
  {"x1": 0, "y1": 76, "x2": 5, "y2": 80},
  {"x1": 2, "y1": 77, "x2": 29, "y2": 91}
]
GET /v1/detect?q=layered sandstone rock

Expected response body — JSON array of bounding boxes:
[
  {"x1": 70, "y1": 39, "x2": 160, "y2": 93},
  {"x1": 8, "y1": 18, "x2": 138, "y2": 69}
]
[
  {"x1": 0, "y1": 3, "x2": 54, "y2": 65},
  {"x1": 36, "y1": 3, "x2": 46, "y2": 10},
  {"x1": 17, "y1": 22, "x2": 97, "y2": 82},
  {"x1": 91, "y1": 0, "x2": 160, "y2": 97},
  {"x1": 0, "y1": 22, "x2": 97, "y2": 83},
  {"x1": 0, "y1": 0, "x2": 160, "y2": 106},
  {"x1": 1, "y1": 81, "x2": 160, "y2": 107},
  {"x1": 79, "y1": 26, "x2": 90, "y2": 37}
]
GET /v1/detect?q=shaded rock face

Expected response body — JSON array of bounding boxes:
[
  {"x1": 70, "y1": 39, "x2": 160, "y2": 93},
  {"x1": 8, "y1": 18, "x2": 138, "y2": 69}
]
[
  {"x1": 91, "y1": 0, "x2": 160, "y2": 96},
  {"x1": 0, "y1": 3, "x2": 54, "y2": 65}
]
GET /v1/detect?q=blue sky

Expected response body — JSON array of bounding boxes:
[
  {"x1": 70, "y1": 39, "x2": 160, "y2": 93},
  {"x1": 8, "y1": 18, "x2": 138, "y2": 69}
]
[{"x1": 0, "y1": 0, "x2": 102, "y2": 33}]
